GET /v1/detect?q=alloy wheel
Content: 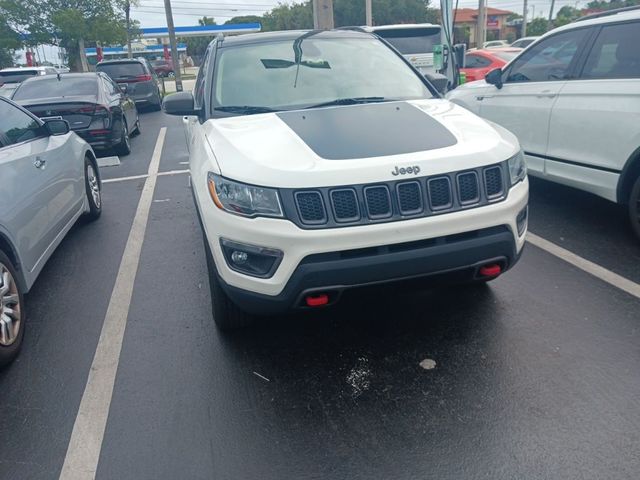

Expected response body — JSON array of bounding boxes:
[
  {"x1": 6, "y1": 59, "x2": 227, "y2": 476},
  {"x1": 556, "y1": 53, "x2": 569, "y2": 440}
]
[
  {"x1": 87, "y1": 163, "x2": 101, "y2": 208},
  {"x1": 0, "y1": 264, "x2": 21, "y2": 347}
]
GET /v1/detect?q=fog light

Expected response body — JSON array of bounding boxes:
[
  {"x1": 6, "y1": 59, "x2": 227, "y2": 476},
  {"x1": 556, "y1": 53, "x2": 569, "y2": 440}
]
[
  {"x1": 516, "y1": 206, "x2": 528, "y2": 236},
  {"x1": 231, "y1": 250, "x2": 248, "y2": 265},
  {"x1": 220, "y1": 238, "x2": 283, "y2": 279}
]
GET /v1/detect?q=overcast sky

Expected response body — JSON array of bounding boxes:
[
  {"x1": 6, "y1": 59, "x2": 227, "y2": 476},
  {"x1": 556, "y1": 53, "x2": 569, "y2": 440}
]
[{"x1": 130, "y1": 0, "x2": 591, "y2": 29}]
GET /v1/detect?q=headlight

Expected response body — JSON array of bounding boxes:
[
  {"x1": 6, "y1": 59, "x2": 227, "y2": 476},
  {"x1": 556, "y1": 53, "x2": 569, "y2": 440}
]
[
  {"x1": 508, "y1": 150, "x2": 527, "y2": 186},
  {"x1": 207, "y1": 173, "x2": 283, "y2": 218}
]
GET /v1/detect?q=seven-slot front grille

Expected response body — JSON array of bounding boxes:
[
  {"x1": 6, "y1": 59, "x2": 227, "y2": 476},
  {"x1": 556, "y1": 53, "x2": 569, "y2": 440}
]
[{"x1": 285, "y1": 162, "x2": 508, "y2": 229}]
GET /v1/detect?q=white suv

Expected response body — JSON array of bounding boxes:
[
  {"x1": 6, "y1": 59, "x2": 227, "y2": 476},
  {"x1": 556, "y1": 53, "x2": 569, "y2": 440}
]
[
  {"x1": 163, "y1": 29, "x2": 528, "y2": 329},
  {"x1": 447, "y1": 8, "x2": 640, "y2": 238}
]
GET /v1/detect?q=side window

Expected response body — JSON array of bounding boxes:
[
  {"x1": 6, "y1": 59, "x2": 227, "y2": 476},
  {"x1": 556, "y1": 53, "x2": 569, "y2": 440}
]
[
  {"x1": 505, "y1": 28, "x2": 589, "y2": 83},
  {"x1": 194, "y1": 45, "x2": 212, "y2": 110},
  {"x1": 581, "y1": 22, "x2": 640, "y2": 79},
  {"x1": 465, "y1": 54, "x2": 491, "y2": 68},
  {"x1": 0, "y1": 99, "x2": 44, "y2": 146}
]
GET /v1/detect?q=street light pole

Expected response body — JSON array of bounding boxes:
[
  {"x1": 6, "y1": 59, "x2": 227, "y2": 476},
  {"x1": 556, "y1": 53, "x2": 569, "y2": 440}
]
[
  {"x1": 365, "y1": 0, "x2": 373, "y2": 26},
  {"x1": 477, "y1": 0, "x2": 487, "y2": 47},
  {"x1": 312, "y1": 0, "x2": 334, "y2": 29},
  {"x1": 522, "y1": 0, "x2": 528, "y2": 37},
  {"x1": 163, "y1": 0, "x2": 183, "y2": 92}
]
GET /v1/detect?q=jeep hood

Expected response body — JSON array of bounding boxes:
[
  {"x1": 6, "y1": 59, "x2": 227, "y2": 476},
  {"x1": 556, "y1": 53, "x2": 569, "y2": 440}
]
[{"x1": 200, "y1": 99, "x2": 518, "y2": 188}]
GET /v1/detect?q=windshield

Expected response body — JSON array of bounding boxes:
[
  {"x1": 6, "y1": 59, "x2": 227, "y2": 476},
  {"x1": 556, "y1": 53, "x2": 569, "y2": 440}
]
[
  {"x1": 13, "y1": 76, "x2": 98, "y2": 100},
  {"x1": 0, "y1": 71, "x2": 39, "y2": 84},
  {"x1": 493, "y1": 51, "x2": 519, "y2": 62},
  {"x1": 96, "y1": 62, "x2": 145, "y2": 79},
  {"x1": 374, "y1": 27, "x2": 441, "y2": 55},
  {"x1": 213, "y1": 36, "x2": 432, "y2": 113}
]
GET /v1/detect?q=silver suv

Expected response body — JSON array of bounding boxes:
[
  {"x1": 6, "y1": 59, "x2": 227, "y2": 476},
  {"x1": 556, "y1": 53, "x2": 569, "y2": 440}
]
[{"x1": 0, "y1": 97, "x2": 102, "y2": 366}]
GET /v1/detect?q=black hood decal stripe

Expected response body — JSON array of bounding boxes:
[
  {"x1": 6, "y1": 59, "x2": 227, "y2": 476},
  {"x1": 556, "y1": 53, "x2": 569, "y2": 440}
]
[{"x1": 277, "y1": 102, "x2": 457, "y2": 160}]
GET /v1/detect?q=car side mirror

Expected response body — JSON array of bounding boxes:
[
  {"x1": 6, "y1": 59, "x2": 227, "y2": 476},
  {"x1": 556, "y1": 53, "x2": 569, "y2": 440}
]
[
  {"x1": 485, "y1": 68, "x2": 503, "y2": 89},
  {"x1": 163, "y1": 91, "x2": 198, "y2": 116},
  {"x1": 45, "y1": 119, "x2": 70, "y2": 136},
  {"x1": 119, "y1": 84, "x2": 128, "y2": 94},
  {"x1": 424, "y1": 72, "x2": 448, "y2": 95}
]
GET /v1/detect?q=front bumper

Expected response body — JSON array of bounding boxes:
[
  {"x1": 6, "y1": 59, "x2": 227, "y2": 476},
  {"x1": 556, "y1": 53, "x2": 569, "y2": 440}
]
[{"x1": 197, "y1": 178, "x2": 529, "y2": 312}]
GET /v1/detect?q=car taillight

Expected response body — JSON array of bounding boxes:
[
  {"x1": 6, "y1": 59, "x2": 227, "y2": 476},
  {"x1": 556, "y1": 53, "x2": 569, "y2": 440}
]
[
  {"x1": 135, "y1": 74, "x2": 152, "y2": 82},
  {"x1": 89, "y1": 105, "x2": 111, "y2": 131}
]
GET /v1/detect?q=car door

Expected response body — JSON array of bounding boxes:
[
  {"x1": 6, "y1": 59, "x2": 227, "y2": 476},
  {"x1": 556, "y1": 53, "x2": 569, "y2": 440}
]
[
  {"x1": 464, "y1": 53, "x2": 493, "y2": 82},
  {"x1": 0, "y1": 99, "x2": 79, "y2": 275},
  {"x1": 103, "y1": 75, "x2": 135, "y2": 133},
  {"x1": 477, "y1": 27, "x2": 593, "y2": 175},
  {"x1": 546, "y1": 20, "x2": 640, "y2": 202}
]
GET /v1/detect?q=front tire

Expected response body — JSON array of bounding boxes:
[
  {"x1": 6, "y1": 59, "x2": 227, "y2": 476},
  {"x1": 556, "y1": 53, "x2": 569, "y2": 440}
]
[
  {"x1": 629, "y1": 174, "x2": 640, "y2": 239},
  {"x1": 203, "y1": 236, "x2": 253, "y2": 331},
  {"x1": 0, "y1": 251, "x2": 25, "y2": 368},
  {"x1": 83, "y1": 157, "x2": 102, "y2": 221}
]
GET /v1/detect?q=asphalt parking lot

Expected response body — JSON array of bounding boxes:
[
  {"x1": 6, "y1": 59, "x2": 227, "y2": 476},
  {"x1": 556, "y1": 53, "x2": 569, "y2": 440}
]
[{"x1": 1, "y1": 110, "x2": 639, "y2": 480}]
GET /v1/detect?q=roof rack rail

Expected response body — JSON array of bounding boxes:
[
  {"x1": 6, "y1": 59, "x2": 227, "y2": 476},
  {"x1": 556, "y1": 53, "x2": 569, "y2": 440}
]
[
  {"x1": 334, "y1": 26, "x2": 367, "y2": 32},
  {"x1": 575, "y1": 5, "x2": 640, "y2": 22}
]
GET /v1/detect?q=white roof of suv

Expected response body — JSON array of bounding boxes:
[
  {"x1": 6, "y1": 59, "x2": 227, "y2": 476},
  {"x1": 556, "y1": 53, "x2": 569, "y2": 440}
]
[
  {"x1": 361, "y1": 23, "x2": 440, "y2": 32},
  {"x1": 553, "y1": 6, "x2": 640, "y2": 32}
]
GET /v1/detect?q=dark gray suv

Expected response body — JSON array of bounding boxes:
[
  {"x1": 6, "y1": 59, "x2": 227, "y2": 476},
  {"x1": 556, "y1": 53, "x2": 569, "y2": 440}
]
[{"x1": 97, "y1": 58, "x2": 162, "y2": 110}]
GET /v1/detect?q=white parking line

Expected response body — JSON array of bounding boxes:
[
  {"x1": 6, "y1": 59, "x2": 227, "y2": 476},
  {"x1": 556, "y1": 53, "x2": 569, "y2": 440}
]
[
  {"x1": 59, "y1": 128, "x2": 167, "y2": 480},
  {"x1": 102, "y1": 169, "x2": 189, "y2": 184},
  {"x1": 527, "y1": 232, "x2": 640, "y2": 300}
]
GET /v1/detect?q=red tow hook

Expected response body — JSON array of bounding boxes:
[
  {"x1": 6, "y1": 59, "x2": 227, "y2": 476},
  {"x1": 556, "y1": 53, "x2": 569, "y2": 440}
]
[
  {"x1": 305, "y1": 293, "x2": 329, "y2": 307},
  {"x1": 479, "y1": 264, "x2": 502, "y2": 277}
]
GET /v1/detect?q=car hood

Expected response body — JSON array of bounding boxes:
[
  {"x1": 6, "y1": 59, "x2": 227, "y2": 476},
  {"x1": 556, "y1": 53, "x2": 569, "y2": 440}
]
[{"x1": 199, "y1": 99, "x2": 518, "y2": 188}]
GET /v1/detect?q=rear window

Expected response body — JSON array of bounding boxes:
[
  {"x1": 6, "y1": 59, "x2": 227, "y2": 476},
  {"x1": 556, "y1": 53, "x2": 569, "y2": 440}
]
[
  {"x1": 13, "y1": 77, "x2": 98, "y2": 100},
  {"x1": 493, "y1": 51, "x2": 519, "y2": 62},
  {"x1": 96, "y1": 62, "x2": 146, "y2": 79},
  {"x1": 0, "y1": 71, "x2": 39, "y2": 84},
  {"x1": 375, "y1": 27, "x2": 441, "y2": 55}
]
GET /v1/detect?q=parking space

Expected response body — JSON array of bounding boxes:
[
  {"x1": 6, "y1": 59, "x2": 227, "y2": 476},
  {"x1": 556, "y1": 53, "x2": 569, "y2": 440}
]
[{"x1": 1, "y1": 111, "x2": 639, "y2": 480}]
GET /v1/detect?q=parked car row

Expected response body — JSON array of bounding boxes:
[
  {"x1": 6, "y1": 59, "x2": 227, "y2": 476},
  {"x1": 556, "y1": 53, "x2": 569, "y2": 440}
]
[{"x1": 449, "y1": 7, "x2": 640, "y2": 238}]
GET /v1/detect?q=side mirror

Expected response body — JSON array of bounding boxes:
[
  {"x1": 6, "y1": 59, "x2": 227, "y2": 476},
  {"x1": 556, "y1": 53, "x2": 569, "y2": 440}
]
[
  {"x1": 45, "y1": 118, "x2": 70, "y2": 136},
  {"x1": 119, "y1": 84, "x2": 128, "y2": 94},
  {"x1": 424, "y1": 72, "x2": 448, "y2": 95},
  {"x1": 163, "y1": 91, "x2": 198, "y2": 116},
  {"x1": 485, "y1": 68, "x2": 503, "y2": 89}
]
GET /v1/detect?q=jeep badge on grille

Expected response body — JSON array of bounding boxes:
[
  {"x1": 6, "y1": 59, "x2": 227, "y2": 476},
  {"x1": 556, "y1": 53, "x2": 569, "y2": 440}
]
[{"x1": 392, "y1": 166, "x2": 421, "y2": 176}]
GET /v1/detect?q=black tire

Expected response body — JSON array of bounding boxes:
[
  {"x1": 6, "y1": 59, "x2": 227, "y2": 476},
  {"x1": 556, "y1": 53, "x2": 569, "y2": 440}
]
[
  {"x1": 203, "y1": 236, "x2": 253, "y2": 331},
  {"x1": 167, "y1": 71, "x2": 176, "y2": 78},
  {"x1": 114, "y1": 117, "x2": 131, "y2": 156},
  {"x1": 132, "y1": 113, "x2": 142, "y2": 137},
  {"x1": 629, "y1": 174, "x2": 640, "y2": 240},
  {"x1": 83, "y1": 157, "x2": 102, "y2": 221},
  {"x1": 0, "y1": 250, "x2": 25, "y2": 368}
]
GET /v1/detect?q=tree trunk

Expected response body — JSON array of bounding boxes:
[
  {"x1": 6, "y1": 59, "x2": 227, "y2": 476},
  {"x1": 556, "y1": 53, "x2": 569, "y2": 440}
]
[{"x1": 78, "y1": 38, "x2": 89, "y2": 72}]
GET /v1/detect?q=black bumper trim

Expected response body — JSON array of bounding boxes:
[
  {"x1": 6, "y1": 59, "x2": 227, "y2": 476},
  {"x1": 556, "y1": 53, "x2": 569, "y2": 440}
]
[{"x1": 218, "y1": 225, "x2": 521, "y2": 315}]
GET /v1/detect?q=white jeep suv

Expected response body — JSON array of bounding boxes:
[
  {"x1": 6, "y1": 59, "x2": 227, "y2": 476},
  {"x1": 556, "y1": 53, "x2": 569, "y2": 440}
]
[
  {"x1": 163, "y1": 29, "x2": 529, "y2": 329},
  {"x1": 448, "y1": 8, "x2": 640, "y2": 238}
]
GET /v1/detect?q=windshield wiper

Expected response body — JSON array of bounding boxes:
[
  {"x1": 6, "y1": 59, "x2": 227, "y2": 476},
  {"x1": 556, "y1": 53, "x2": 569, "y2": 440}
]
[
  {"x1": 305, "y1": 97, "x2": 391, "y2": 109},
  {"x1": 214, "y1": 105, "x2": 279, "y2": 114}
]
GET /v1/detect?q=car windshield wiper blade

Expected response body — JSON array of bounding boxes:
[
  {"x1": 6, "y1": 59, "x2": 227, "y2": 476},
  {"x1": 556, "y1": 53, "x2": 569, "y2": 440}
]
[
  {"x1": 305, "y1": 97, "x2": 391, "y2": 109},
  {"x1": 214, "y1": 105, "x2": 279, "y2": 114}
]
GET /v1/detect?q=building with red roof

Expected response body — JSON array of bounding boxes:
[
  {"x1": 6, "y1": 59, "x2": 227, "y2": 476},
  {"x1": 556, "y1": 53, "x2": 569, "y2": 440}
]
[{"x1": 453, "y1": 7, "x2": 516, "y2": 47}]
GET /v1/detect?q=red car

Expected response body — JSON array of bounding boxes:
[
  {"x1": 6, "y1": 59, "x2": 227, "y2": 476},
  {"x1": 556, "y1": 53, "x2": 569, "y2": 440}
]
[
  {"x1": 461, "y1": 48, "x2": 522, "y2": 82},
  {"x1": 151, "y1": 59, "x2": 176, "y2": 78}
]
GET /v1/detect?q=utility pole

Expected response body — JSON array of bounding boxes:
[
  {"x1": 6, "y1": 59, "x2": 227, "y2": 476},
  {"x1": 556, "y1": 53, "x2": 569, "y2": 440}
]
[
  {"x1": 163, "y1": 0, "x2": 183, "y2": 92},
  {"x1": 365, "y1": 0, "x2": 373, "y2": 26},
  {"x1": 522, "y1": 0, "x2": 528, "y2": 37},
  {"x1": 312, "y1": 0, "x2": 334, "y2": 30},
  {"x1": 477, "y1": 0, "x2": 487, "y2": 48},
  {"x1": 548, "y1": 0, "x2": 556, "y2": 30}
]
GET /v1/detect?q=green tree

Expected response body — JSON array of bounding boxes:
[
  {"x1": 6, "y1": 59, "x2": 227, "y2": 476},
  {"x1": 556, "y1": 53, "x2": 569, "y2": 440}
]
[
  {"x1": 554, "y1": 6, "x2": 581, "y2": 26},
  {"x1": 179, "y1": 16, "x2": 217, "y2": 61},
  {"x1": 527, "y1": 17, "x2": 550, "y2": 36},
  {"x1": 586, "y1": 0, "x2": 639, "y2": 10},
  {"x1": 0, "y1": 16, "x2": 21, "y2": 68}
]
